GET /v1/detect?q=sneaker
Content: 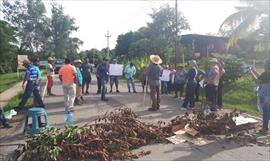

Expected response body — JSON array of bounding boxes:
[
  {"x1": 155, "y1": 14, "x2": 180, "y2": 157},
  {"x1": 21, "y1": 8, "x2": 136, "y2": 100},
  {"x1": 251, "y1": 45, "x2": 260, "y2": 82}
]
[
  {"x1": 148, "y1": 107, "x2": 157, "y2": 111},
  {"x1": 116, "y1": 90, "x2": 120, "y2": 93},
  {"x1": 49, "y1": 93, "x2": 56, "y2": 96},
  {"x1": 180, "y1": 107, "x2": 187, "y2": 111}
]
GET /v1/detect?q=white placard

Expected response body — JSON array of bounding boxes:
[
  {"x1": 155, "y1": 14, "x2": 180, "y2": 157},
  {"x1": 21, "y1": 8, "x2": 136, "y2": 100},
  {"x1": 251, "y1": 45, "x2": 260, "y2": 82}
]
[
  {"x1": 160, "y1": 69, "x2": 170, "y2": 82},
  {"x1": 17, "y1": 55, "x2": 28, "y2": 70},
  {"x1": 109, "y1": 64, "x2": 123, "y2": 76}
]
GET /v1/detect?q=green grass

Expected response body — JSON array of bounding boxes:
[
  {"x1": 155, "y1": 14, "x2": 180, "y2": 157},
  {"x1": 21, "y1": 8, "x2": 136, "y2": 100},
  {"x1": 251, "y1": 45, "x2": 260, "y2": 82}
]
[
  {"x1": 4, "y1": 91, "x2": 33, "y2": 112},
  {"x1": 223, "y1": 76, "x2": 260, "y2": 116},
  {"x1": 4, "y1": 74, "x2": 46, "y2": 112},
  {"x1": 0, "y1": 72, "x2": 23, "y2": 93}
]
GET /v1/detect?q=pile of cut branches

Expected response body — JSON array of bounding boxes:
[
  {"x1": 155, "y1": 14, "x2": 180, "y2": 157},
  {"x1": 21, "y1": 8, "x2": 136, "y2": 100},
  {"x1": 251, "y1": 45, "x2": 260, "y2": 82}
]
[{"x1": 26, "y1": 108, "x2": 168, "y2": 161}]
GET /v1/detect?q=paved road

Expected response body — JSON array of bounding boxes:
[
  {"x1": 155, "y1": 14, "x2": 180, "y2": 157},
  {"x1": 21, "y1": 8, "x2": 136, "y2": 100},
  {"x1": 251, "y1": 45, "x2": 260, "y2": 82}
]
[{"x1": 0, "y1": 76, "x2": 269, "y2": 161}]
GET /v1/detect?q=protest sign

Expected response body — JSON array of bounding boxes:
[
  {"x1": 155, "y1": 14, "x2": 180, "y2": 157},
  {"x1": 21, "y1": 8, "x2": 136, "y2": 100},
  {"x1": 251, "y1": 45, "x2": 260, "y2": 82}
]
[
  {"x1": 109, "y1": 64, "x2": 123, "y2": 76},
  {"x1": 160, "y1": 69, "x2": 170, "y2": 81}
]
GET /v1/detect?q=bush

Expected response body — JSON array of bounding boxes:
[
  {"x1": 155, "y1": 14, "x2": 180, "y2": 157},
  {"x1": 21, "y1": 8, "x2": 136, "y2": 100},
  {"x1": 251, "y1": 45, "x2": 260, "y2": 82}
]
[
  {"x1": 220, "y1": 55, "x2": 245, "y2": 83},
  {"x1": 197, "y1": 55, "x2": 245, "y2": 84}
]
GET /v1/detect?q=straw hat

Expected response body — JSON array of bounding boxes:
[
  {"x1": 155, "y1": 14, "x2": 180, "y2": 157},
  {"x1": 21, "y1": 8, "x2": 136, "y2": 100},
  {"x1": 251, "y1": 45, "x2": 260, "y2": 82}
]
[
  {"x1": 150, "y1": 55, "x2": 162, "y2": 65},
  {"x1": 74, "y1": 59, "x2": 82, "y2": 64},
  {"x1": 48, "y1": 57, "x2": 54, "y2": 61}
]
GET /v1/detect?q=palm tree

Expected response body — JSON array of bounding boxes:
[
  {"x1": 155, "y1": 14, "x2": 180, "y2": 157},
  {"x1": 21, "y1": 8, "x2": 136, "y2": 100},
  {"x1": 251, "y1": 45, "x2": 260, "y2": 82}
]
[{"x1": 219, "y1": 1, "x2": 269, "y2": 48}]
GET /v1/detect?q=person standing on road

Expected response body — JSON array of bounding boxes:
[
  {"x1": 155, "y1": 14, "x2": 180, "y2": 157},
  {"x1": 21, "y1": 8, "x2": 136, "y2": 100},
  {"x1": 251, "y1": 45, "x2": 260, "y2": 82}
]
[
  {"x1": 96, "y1": 60, "x2": 102, "y2": 94},
  {"x1": 15, "y1": 59, "x2": 45, "y2": 112},
  {"x1": 59, "y1": 58, "x2": 77, "y2": 112},
  {"x1": 109, "y1": 59, "x2": 120, "y2": 93},
  {"x1": 147, "y1": 55, "x2": 163, "y2": 111},
  {"x1": 249, "y1": 59, "x2": 270, "y2": 134},
  {"x1": 46, "y1": 57, "x2": 56, "y2": 96},
  {"x1": 217, "y1": 61, "x2": 226, "y2": 108},
  {"x1": 74, "y1": 59, "x2": 84, "y2": 105},
  {"x1": 81, "y1": 57, "x2": 92, "y2": 95},
  {"x1": 140, "y1": 66, "x2": 148, "y2": 93},
  {"x1": 124, "y1": 62, "x2": 137, "y2": 93},
  {"x1": 181, "y1": 60, "x2": 198, "y2": 111},
  {"x1": 174, "y1": 64, "x2": 186, "y2": 99},
  {"x1": 204, "y1": 58, "x2": 223, "y2": 110},
  {"x1": 96, "y1": 58, "x2": 109, "y2": 101}
]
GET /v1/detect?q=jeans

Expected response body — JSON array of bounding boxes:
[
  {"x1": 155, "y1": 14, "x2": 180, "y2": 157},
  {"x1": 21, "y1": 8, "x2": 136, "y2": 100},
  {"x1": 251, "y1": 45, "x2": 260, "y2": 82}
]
[
  {"x1": 101, "y1": 78, "x2": 107, "y2": 100},
  {"x1": 182, "y1": 81, "x2": 196, "y2": 108},
  {"x1": 97, "y1": 77, "x2": 101, "y2": 93},
  {"x1": 62, "y1": 83, "x2": 76, "y2": 112},
  {"x1": 259, "y1": 84, "x2": 270, "y2": 129},
  {"x1": 205, "y1": 84, "x2": 218, "y2": 105},
  {"x1": 161, "y1": 81, "x2": 168, "y2": 94},
  {"x1": 110, "y1": 76, "x2": 119, "y2": 90},
  {"x1": 0, "y1": 108, "x2": 8, "y2": 126},
  {"x1": 127, "y1": 78, "x2": 136, "y2": 92},
  {"x1": 19, "y1": 81, "x2": 44, "y2": 109},
  {"x1": 150, "y1": 85, "x2": 160, "y2": 109}
]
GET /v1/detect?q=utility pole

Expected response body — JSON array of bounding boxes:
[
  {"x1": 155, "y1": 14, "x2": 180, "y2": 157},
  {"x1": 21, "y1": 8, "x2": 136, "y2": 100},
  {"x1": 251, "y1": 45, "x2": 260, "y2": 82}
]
[
  {"x1": 174, "y1": 0, "x2": 178, "y2": 69},
  {"x1": 105, "y1": 30, "x2": 111, "y2": 59}
]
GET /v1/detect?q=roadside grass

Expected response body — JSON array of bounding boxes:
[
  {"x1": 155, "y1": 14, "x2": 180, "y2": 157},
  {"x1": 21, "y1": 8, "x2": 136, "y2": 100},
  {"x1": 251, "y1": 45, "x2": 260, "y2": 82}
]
[
  {"x1": 4, "y1": 72, "x2": 47, "y2": 112},
  {"x1": 4, "y1": 91, "x2": 33, "y2": 112},
  {"x1": 223, "y1": 76, "x2": 260, "y2": 116},
  {"x1": 0, "y1": 72, "x2": 23, "y2": 93}
]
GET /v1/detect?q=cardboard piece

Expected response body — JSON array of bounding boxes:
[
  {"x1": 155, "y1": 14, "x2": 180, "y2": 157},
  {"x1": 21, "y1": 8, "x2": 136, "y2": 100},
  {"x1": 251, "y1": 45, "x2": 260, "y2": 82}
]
[
  {"x1": 17, "y1": 55, "x2": 28, "y2": 70},
  {"x1": 166, "y1": 135, "x2": 188, "y2": 144},
  {"x1": 233, "y1": 115, "x2": 259, "y2": 126},
  {"x1": 109, "y1": 64, "x2": 123, "y2": 76},
  {"x1": 173, "y1": 129, "x2": 186, "y2": 135},
  {"x1": 172, "y1": 124, "x2": 186, "y2": 132},
  {"x1": 185, "y1": 127, "x2": 199, "y2": 137}
]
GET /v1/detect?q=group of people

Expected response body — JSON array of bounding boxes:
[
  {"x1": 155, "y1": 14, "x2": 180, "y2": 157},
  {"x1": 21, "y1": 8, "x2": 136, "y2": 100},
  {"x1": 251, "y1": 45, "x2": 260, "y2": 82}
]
[
  {"x1": 1, "y1": 54, "x2": 269, "y2": 134},
  {"x1": 139, "y1": 56, "x2": 225, "y2": 111}
]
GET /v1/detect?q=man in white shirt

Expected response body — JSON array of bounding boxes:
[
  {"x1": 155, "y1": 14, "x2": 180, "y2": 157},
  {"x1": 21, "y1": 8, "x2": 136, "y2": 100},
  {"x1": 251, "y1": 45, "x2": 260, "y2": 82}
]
[{"x1": 46, "y1": 57, "x2": 56, "y2": 96}]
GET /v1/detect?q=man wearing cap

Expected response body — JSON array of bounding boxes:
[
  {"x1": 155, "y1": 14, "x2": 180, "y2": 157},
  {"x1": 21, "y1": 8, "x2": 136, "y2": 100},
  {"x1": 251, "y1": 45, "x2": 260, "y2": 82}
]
[
  {"x1": 81, "y1": 57, "x2": 93, "y2": 94},
  {"x1": 46, "y1": 57, "x2": 56, "y2": 96},
  {"x1": 59, "y1": 58, "x2": 77, "y2": 112},
  {"x1": 74, "y1": 59, "x2": 84, "y2": 105},
  {"x1": 15, "y1": 59, "x2": 45, "y2": 111},
  {"x1": 109, "y1": 59, "x2": 120, "y2": 93},
  {"x1": 146, "y1": 55, "x2": 163, "y2": 111},
  {"x1": 204, "y1": 58, "x2": 223, "y2": 110},
  {"x1": 96, "y1": 57, "x2": 109, "y2": 101}
]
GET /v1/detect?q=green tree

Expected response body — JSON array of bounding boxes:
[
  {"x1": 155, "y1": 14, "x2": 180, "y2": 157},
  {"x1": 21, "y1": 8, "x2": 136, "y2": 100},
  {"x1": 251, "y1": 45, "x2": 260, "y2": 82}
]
[
  {"x1": 219, "y1": 1, "x2": 269, "y2": 47},
  {"x1": 146, "y1": 4, "x2": 190, "y2": 63},
  {"x1": 2, "y1": 0, "x2": 51, "y2": 56},
  {"x1": 51, "y1": 3, "x2": 81, "y2": 58},
  {"x1": 0, "y1": 20, "x2": 18, "y2": 73}
]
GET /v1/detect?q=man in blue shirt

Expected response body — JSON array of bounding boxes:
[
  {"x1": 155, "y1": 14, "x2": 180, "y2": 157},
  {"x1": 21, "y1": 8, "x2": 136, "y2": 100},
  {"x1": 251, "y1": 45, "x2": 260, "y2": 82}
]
[
  {"x1": 181, "y1": 60, "x2": 198, "y2": 111},
  {"x1": 15, "y1": 59, "x2": 44, "y2": 112},
  {"x1": 96, "y1": 58, "x2": 109, "y2": 101},
  {"x1": 74, "y1": 59, "x2": 84, "y2": 105}
]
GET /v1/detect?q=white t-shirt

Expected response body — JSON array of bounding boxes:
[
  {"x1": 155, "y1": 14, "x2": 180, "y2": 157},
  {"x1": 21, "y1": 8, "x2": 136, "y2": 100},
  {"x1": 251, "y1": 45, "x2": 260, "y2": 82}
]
[{"x1": 46, "y1": 63, "x2": 54, "y2": 76}]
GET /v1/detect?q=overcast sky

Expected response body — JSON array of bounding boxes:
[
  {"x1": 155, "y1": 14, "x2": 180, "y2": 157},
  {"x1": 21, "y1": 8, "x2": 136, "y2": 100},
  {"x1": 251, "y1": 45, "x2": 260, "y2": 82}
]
[{"x1": 7, "y1": 0, "x2": 241, "y2": 51}]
